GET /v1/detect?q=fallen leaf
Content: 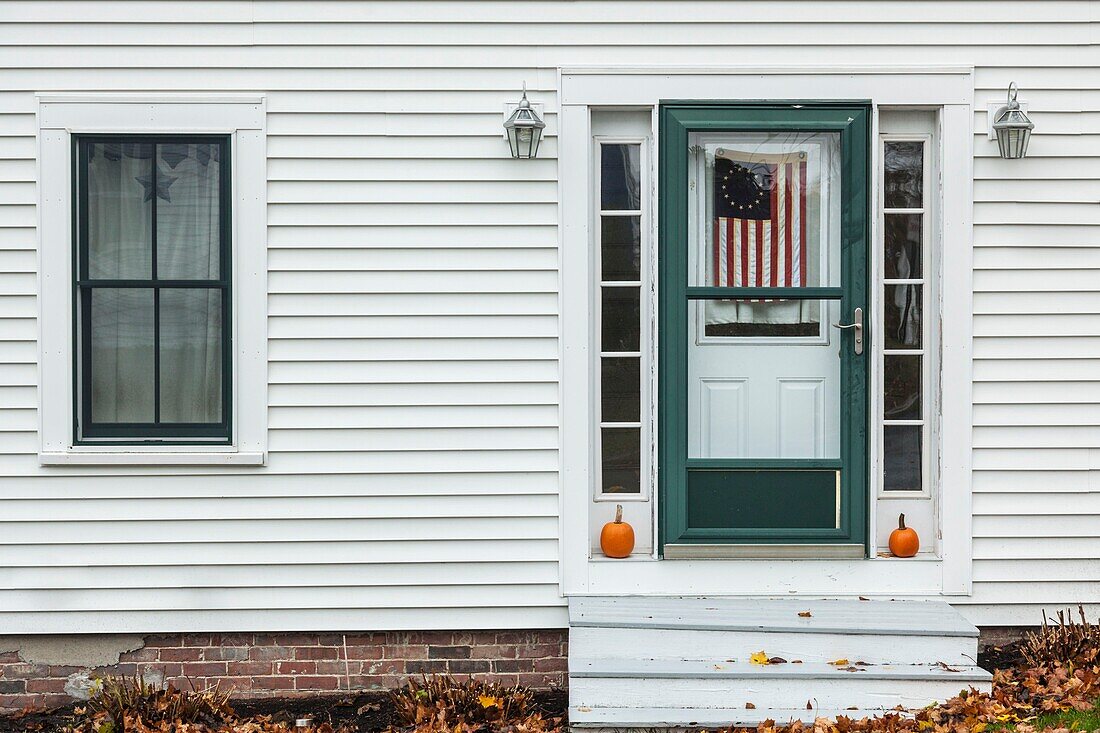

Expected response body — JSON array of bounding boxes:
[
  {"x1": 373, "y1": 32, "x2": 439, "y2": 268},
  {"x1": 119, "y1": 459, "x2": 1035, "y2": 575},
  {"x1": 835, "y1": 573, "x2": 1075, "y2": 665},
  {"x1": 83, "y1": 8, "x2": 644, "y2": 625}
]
[
  {"x1": 746, "y1": 702, "x2": 756, "y2": 709},
  {"x1": 806, "y1": 700, "x2": 813, "y2": 710},
  {"x1": 478, "y1": 695, "x2": 501, "y2": 709},
  {"x1": 828, "y1": 658, "x2": 850, "y2": 666},
  {"x1": 858, "y1": 596, "x2": 870, "y2": 601},
  {"x1": 768, "y1": 656, "x2": 788, "y2": 665},
  {"x1": 792, "y1": 659, "x2": 803, "y2": 664},
  {"x1": 798, "y1": 611, "x2": 813, "y2": 617},
  {"x1": 750, "y1": 650, "x2": 770, "y2": 665}
]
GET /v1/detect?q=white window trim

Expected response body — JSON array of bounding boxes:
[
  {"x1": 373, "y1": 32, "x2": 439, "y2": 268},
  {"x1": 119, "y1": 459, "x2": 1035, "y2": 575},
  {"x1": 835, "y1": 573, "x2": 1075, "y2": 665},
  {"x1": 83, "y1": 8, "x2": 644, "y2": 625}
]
[
  {"x1": 559, "y1": 67, "x2": 974, "y2": 598},
  {"x1": 36, "y1": 94, "x2": 267, "y2": 466}
]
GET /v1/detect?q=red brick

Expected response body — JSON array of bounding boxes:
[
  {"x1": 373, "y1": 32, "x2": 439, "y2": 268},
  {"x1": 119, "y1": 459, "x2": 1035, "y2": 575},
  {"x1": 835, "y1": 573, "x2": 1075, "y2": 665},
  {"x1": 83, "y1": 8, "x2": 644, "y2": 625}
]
[
  {"x1": 471, "y1": 644, "x2": 515, "y2": 660},
  {"x1": 144, "y1": 634, "x2": 183, "y2": 647},
  {"x1": 272, "y1": 634, "x2": 318, "y2": 647},
  {"x1": 181, "y1": 634, "x2": 213, "y2": 647},
  {"x1": 249, "y1": 646, "x2": 291, "y2": 662},
  {"x1": 121, "y1": 647, "x2": 159, "y2": 663},
  {"x1": 343, "y1": 646, "x2": 383, "y2": 661},
  {"x1": 26, "y1": 678, "x2": 68, "y2": 694},
  {"x1": 316, "y1": 634, "x2": 344, "y2": 646},
  {"x1": 181, "y1": 662, "x2": 228, "y2": 677},
  {"x1": 295, "y1": 675, "x2": 338, "y2": 690},
  {"x1": 516, "y1": 644, "x2": 560, "y2": 659},
  {"x1": 314, "y1": 660, "x2": 350, "y2": 675},
  {"x1": 159, "y1": 647, "x2": 203, "y2": 662},
  {"x1": 212, "y1": 633, "x2": 254, "y2": 647},
  {"x1": 382, "y1": 645, "x2": 427, "y2": 660},
  {"x1": 2, "y1": 664, "x2": 48, "y2": 679},
  {"x1": 343, "y1": 633, "x2": 384, "y2": 645},
  {"x1": 204, "y1": 647, "x2": 249, "y2": 662},
  {"x1": 360, "y1": 660, "x2": 404, "y2": 676},
  {"x1": 0, "y1": 652, "x2": 21, "y2": 663},
  {"x1": 533, "y1": 657, "x2": 568, "y2": 673},
  {"x1": 295, "y1": 646, "x2": 339, "y2": 661},
  {"x1": 226, "y1": 660, "x2": 273, "y2": 676},
  {"x1": 251, "y1": 676, "x2": 295, "y2": 691},
  {"x1": 275, "y1": 661, "x2": 315, "y2": 675}
]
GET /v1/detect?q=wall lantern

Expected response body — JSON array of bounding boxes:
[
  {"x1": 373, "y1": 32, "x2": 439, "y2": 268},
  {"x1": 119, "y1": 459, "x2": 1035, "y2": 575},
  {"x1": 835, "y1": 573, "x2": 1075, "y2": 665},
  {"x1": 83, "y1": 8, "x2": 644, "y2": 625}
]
[
  {"x1": 503, "y1": 84, "x2": 545, "y2": 159},
  {"x1": 991, "y1": 82, "x2": 1034, "y2": 159}
]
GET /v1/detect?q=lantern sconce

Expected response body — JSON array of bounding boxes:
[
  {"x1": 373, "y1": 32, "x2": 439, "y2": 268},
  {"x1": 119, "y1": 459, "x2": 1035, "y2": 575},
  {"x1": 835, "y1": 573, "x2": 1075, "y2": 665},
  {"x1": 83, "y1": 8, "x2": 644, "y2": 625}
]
[
  {"x1": 989, "y1": 82, "x2": 1034, "y2": 159},
  {"x1": 503, "y1": 83, "x2": 546, "y2": 159}
]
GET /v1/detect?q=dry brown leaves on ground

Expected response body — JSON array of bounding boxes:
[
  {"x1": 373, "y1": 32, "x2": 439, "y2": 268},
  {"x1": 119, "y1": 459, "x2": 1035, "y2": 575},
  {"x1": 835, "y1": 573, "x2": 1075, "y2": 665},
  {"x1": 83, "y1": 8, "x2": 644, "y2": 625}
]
[
  {"x1": 388, "y1": 676, "x2": 561, "y2": 733},
  {"x1": 726, "y1": 662, "x2": 1100, "y2": 733}
]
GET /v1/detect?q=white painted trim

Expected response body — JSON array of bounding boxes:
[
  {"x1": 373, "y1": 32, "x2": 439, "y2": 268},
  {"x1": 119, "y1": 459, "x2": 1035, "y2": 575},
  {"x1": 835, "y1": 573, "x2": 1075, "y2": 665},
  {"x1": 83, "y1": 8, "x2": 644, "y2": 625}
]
[
  {"x1": 36, "y1": 94, "x2": 268, "y2": 466},
  {"x1": 559, "y1": 67, "x2": 973, "y2": 598},
  {"x1": 39, "y1": 451, "x2": 265, "y2": 466}
]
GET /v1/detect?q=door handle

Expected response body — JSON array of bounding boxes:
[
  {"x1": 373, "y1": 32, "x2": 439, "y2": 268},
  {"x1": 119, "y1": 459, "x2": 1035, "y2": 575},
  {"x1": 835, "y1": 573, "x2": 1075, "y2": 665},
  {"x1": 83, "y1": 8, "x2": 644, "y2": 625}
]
[{"x1": 832, "y1": 307, "x2": 863, "y2": 355}]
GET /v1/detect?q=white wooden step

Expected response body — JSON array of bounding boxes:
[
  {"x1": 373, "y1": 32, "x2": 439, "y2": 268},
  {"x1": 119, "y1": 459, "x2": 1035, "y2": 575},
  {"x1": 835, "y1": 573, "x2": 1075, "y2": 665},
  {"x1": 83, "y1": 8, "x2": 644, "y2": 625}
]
[
  {"x1": 569, "y1": 596, "x2": 979, "y2": 638},
  {"x1": 569, "y1": 659, "x2": 991, "y2": 722},
  {"x1": 570, "y1": 625, "x2": 975, "y2": 666},
  {"x1": 569, "y1": 706, "x2": 911, "y2": 728}
]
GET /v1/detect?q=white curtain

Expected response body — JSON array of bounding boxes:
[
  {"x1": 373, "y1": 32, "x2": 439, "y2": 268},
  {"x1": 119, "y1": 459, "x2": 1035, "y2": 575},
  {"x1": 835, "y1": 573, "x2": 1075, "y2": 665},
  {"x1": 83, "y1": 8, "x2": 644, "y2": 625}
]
[{"x1": 87, "y1": 142, "x2": 222, "y2": 425}]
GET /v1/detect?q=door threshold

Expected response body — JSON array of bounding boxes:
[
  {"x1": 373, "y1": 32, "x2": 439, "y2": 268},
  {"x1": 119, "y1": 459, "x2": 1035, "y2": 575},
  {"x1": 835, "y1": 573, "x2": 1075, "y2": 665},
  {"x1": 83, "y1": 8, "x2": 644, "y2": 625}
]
[{"x1": 663, "y1": 543, "x2": 866, "y2": 560}]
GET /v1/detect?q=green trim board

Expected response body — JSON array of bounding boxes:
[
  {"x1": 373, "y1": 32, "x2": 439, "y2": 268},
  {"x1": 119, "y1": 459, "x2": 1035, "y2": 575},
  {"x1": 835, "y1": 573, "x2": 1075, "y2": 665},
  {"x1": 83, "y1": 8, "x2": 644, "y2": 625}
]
[{"x1": 658, "y1": 102, "x2": 870, "y2": 553}]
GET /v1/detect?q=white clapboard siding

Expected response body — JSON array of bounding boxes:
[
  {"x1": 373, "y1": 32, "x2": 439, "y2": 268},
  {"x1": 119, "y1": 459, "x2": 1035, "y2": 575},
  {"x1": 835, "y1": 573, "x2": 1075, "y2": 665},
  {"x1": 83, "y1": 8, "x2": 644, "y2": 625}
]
[{"x1": 0, "y1": 1, "x2": 1095, "y2": 633}]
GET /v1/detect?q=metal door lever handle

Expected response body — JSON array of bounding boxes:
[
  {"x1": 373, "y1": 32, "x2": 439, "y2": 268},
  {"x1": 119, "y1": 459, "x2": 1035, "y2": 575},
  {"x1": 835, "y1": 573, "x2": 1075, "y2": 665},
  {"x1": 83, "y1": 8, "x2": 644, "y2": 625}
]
[{"x1": 831, "y1": 307, "x2": 863, "y2": 355}]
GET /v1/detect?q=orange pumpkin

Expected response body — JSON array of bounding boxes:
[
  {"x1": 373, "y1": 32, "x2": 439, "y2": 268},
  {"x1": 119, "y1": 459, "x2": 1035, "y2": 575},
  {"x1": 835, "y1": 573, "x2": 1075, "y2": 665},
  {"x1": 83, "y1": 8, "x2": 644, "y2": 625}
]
[
  {"x1": 888, "y1": 513, "x2": 920, "y2": 558},
  {"x1": 600, "y1": 505, "x2": 635, "y2": 558}
]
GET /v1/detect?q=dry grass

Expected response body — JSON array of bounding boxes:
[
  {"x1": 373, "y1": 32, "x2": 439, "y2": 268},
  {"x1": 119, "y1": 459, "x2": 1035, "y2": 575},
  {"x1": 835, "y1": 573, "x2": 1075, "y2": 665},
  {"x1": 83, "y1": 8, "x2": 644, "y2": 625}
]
[{"x1": 1021, "y1": 606, "x2": 1100, "y2": 668}]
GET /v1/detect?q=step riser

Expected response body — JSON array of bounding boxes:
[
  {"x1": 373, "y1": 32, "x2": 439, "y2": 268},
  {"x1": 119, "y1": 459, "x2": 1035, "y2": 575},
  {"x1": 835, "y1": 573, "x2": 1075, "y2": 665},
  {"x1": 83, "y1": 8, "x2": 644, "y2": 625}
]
[
  {"x1": 570, "y1": 627, "x2": 977, "y2": 666},
  {"x1": 570, "y1": 708, "x2": 923, "y2": 728},
  {"x1": 570, "y1": 676, "x2": 987, "y2": 713}
]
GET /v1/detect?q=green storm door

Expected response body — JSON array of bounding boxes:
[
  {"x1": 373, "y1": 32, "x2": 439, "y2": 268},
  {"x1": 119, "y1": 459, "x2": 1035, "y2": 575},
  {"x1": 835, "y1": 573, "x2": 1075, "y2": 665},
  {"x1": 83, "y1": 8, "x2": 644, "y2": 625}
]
[{"x1": 658, "y1": 103, "x2": 870, "y2": 556}]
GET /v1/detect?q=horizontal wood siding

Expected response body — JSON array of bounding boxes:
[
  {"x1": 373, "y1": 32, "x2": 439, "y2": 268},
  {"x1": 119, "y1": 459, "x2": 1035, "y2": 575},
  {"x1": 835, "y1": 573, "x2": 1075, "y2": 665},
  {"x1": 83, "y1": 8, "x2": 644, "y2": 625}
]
[{"x1": 0, "y1": 0, "x2": 1094, "y2": 630}]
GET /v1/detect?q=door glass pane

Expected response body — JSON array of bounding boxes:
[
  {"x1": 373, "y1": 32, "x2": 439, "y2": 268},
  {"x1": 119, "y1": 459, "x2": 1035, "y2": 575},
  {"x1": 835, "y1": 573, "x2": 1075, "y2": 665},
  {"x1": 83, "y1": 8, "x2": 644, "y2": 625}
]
[
  {"x1": 86, "y1": 142, "x2": 153, "y2": 279},
  {"x1": 884, "y1": 285, "x2": 922, "y2": 349},
  {"x1": 601, "y1": 216, "x2": 641, "y2": 281},
  {"x1": 601, "y1": 144, "x2": 641, "y2": 211},
  {"x1": 884, "y1": 142, "x2": 923, "y2": 209},
  {"x1": 688, "y1": 131, "x2": 842, "y2": 288},
  {"x1": 601, "y1": 287, "x2": 640, "y2": 351},
  {"x1": 89, "y1": 288, "x2": 154, "y2": 423},
  {"x1": 703, "y1": 298, "x2": 822, "y2": 339},
  {"x1": 159, "y1": 288, "x2": 223, "y2": 424},
  {"x1": 601, "y1": 358, "x2": 640, "y2": 422},
  {"x1": 688, "y1": 299, "x2": 840, "y2": 459},
  {"x1": 883, "y1": 425, "x2": 922, "y2": 491},
  {"x1": 156, "y1": 143, "x2": 221, "y2": 280},
  {"x1": 884, "y1": 355, "x2": 921, "y2": 420},
  {"x1": 884, "y1": 214, "x2": 922, "y2": 279},
  {"x1": 601, "y1": 428, "x2": 640, "y2": 493}
]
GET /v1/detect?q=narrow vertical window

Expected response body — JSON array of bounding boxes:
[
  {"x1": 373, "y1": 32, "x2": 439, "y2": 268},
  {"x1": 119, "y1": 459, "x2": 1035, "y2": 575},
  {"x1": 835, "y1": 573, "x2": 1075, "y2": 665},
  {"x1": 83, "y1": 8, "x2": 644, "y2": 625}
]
[
  {"x1": 597, "y1": 142, "x2": 644, "y2": 494},
  {"x1": 74, "y1": 137, "x2": 231, "y2": 443},
  {"x1": 880, "y1": 140, "x2": 927, "y2": 491}
]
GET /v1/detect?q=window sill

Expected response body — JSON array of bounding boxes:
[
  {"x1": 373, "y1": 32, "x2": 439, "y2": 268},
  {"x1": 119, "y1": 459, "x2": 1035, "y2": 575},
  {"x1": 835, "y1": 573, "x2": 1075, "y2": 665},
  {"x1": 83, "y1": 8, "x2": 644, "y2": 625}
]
[{"x1": 39, "y1": 451, "x2": 265, "y2": 466}]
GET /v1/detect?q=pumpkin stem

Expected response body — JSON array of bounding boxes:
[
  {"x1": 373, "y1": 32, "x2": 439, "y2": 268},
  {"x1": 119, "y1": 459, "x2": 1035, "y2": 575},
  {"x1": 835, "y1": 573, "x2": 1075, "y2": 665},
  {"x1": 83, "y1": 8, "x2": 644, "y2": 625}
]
[
  {"x1": 898, "y1": 513, "x2": 906, "y2": 530},
  {"x1": 614, "y1": 505, "x2": 623, "y2": 524}
]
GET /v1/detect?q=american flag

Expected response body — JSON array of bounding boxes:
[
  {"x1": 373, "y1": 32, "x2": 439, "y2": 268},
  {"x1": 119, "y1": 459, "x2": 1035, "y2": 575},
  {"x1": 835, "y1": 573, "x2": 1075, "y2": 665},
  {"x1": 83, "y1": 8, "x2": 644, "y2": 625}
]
[{"x1": 712, "y1": 152, "x2": 807, "y2": 289}]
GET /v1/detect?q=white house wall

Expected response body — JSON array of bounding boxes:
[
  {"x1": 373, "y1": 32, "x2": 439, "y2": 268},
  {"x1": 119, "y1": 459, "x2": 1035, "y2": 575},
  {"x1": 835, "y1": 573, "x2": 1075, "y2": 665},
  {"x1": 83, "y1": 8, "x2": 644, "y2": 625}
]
[{"x1": 0, "y1": 0, "x2": 1095, "y2": 631}]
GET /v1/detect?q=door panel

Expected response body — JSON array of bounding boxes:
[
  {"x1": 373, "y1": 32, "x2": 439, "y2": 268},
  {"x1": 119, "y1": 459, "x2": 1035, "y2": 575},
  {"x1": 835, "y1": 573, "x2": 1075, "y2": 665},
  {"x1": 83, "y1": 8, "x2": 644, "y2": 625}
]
[{"x1": 659, "y1": 103, "x2": 869, "y2": 552}]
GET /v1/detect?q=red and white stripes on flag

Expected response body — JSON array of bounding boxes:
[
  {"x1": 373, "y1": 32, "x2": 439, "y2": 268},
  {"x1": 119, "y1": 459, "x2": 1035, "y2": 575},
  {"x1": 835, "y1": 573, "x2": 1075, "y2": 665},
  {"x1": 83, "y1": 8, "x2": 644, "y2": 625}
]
[{"x1": 712, "y1": 156, "x2": 807, "y2": 289}]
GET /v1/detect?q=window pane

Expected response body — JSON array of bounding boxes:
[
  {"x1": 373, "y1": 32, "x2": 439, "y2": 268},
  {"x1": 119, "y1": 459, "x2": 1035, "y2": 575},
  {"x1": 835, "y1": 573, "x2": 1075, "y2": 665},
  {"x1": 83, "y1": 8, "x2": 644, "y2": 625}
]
[
  {"x1": 601, "y1": 427, "x2": 640, "y2": 493},
  {"x1": 884, "y1": 142, "x2": 923, "y2": 209},
  {"x1": 601, "y1": 358, "x2": 640, "y2": 422},
  {"x1": 601, "y1": 216, "x2": 641, "y2": 281},
  {"x1": 156, "y1": 143, "x2": 221, "y2": 280},
  {"x1": 89, "y1": 288, "x2": 154, "y2": 423},
  {"x1": 703, "y1": 298, "x2": 822, "y2": 338},
  {"x1": 883, "y1": 424, "x2": 922, "y2": 491},
  {"x1": 159, "y1": 289, "x2": 223, "y2": 424},
  {"x1": 884, "y1": 213, "x2": 922, "y2": 279},
  {"x1": 86, "y1": 142, "x2": 153, "y2": 279},
  {"x1": 600, "y1": 144, "x2": 641, "y2": 210},
  {"x1": 692, "y1": 131, "x2": 841, "y2": 288},
  {"x1": 884, "y1": 355, "x2": 921, "y2": 420},
  {"x1": 601, "y1": 287, "x2": 640, "y2": 351},
  {"x1": 884, "y1": 285, "x2": 922, "y2": 349}
]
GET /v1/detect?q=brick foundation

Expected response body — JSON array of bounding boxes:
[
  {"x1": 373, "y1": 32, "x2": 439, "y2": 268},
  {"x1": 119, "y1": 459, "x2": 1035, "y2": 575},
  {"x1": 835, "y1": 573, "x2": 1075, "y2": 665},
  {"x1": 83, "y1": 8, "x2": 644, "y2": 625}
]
[{"x1": 0, "y1": 630, "x2": 568, "y2": 711}]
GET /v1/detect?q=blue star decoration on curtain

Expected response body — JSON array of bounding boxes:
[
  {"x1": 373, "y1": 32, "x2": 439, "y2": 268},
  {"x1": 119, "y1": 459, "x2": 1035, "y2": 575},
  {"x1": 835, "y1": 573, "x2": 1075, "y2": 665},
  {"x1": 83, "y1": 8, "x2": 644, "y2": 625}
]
[{"x1": 134, "y1": 172, "x2": 177, "y2": 203}]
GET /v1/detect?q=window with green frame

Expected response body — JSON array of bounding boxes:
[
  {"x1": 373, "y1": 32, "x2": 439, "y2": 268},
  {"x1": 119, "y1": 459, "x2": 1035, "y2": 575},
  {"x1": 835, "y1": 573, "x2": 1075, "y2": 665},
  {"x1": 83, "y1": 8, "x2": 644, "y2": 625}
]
[{"x1": 73, "y1": 136, "x2": 231, "y2": 443}]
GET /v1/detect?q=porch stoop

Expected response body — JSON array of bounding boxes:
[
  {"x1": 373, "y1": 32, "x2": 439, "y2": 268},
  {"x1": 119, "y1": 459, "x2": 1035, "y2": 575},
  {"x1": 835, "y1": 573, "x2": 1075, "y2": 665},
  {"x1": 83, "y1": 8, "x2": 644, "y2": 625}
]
[{"x1": 568, "y1": 596, "x2": 992, "y2": 728}]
